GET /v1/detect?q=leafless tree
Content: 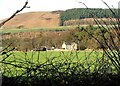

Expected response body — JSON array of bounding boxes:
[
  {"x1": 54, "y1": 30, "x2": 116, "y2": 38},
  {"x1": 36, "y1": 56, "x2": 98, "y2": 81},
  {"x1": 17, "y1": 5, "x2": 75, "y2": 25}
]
[{"x1": 79, "y1": 1, "x2": 120, "y2": 72}]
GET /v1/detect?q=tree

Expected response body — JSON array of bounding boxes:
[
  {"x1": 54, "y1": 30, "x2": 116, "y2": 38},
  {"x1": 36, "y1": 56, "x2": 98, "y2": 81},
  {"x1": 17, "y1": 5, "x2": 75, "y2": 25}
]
[{"x1": 79, "y1": 1, "x2": 120, "y2": 72}]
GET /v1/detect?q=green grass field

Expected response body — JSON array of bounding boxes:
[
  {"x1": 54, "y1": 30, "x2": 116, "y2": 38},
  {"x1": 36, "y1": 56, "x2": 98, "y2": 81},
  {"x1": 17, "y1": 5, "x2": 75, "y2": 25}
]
[
  {"x1": 1, "y1": 50, "x2": 105, "y2": 76},
  {"x1": 0, "y1": 25, "x2": 95, "y2": 34},
  {"x1": 2, "y1": 50, "x2": 103, "y2": 63},
  {"x1": 1, "y1": 25, "x2": 111, "y2": 34},
  {"x1": 1, "y1": 26, "x2": 74, "y2": 34}
]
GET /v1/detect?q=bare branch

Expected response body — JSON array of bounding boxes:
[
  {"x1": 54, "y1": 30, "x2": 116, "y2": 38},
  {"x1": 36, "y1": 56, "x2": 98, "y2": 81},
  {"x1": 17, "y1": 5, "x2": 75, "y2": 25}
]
[
  {"x1": 0, "y1": 0, "x2": 29, "y2": 28},
  {"x1": 77, "y1": 1, "x2": 88, "y2": 8}
]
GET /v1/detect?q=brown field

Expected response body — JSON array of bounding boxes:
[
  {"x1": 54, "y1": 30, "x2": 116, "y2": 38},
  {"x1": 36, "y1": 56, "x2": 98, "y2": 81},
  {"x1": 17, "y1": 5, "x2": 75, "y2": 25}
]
[{"x1": 3, "y1": 11, "x2": 60, "y2": 28}]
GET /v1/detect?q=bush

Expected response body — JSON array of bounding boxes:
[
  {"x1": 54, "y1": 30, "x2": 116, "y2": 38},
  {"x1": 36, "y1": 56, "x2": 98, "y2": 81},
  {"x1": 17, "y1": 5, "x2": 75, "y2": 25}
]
[
  {"x1": 79, "y1": 45, "x2": 87, "y2": 50},
  {"x1": 1, "y1": 48, "x2": 120, "y2": 86}
]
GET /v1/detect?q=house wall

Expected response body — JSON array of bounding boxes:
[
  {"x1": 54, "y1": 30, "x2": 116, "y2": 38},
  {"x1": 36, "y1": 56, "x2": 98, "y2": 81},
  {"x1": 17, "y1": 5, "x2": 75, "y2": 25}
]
[
  {"x1": 62, "y1": 42, "x2": 66, "y2": 49},
  {"x1": 71, "y1": 43, "x2": 77, "y2": 50},
  {"x1": 62, "y1": 42, "x2": 78, "y2": 50}
]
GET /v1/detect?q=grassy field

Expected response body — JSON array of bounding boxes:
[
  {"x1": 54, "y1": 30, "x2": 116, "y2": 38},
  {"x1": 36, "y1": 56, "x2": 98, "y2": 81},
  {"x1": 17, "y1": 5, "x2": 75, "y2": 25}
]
[
  {"x1": 0, "y1": 26, "x2": 88, "y2": 34},
  {"x1": 1, "y1": 25, "x2": 112, "y2": 34},
  {"x1": 1, "y1": 50, "x2": 105, "y2": 76},
  {"x1": 1, "y1": 25, "x2": 86, "y2": 33},
  {"x1": 1, "y1": 26, "x2": 73, "y2": 34},
  {"x1": 2, "y1": 50, "x2": 103, "y2": 63},
  {"x1": 1, "y1": 50, "x2": 119, "y2": 86}
]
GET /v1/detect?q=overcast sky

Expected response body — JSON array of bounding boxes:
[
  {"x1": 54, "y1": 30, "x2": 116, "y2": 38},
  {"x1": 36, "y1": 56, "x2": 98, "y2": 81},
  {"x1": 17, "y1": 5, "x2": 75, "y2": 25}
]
[{"x1": 0, "y1": 0, "x2": 119, "y2": 20}]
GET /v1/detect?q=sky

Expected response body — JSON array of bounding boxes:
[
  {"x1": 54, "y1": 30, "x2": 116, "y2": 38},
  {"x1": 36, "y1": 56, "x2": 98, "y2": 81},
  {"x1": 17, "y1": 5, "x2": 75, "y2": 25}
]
[{"x1": 0, "y1": 0, "x2": 119, "y2": 20}]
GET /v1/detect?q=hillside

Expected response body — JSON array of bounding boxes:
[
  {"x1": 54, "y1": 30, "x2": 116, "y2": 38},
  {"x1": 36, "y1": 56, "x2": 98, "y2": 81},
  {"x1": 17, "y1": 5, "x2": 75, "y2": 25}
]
[
  {"x1": 60, "y1": 8, "x2": 118, "y2": 25},
  {"x1": 63, "y1": 18, "x2": 116, "y2": 26},
  {"x1": 3, "y1": 11, "x2": 60, "y2": 28},
  {"x1": 2, "y1": 8, "x2": 118, "y2": 29}
]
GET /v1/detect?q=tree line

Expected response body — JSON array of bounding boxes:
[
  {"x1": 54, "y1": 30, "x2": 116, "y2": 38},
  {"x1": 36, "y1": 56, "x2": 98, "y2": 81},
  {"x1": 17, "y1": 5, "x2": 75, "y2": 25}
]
[
  {"x1": 2, "y1": 25, "x2": 119, "y2": 51},
  {"x1": 60, "y1": 8, "x2": 118, "y2": 26}
]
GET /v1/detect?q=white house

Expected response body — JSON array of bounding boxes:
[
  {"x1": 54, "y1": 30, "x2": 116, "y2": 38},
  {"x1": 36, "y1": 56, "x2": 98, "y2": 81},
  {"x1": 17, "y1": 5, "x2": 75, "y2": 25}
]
[
  {"x1": 62, "y1": 42, "x2": 77, "y2": 50},
  {"x1": 71, "y1": 42, "x2": 77, "y2": 50},
  {"x1": 62, "y1": 42, "x2": 67, "y2": 50}
]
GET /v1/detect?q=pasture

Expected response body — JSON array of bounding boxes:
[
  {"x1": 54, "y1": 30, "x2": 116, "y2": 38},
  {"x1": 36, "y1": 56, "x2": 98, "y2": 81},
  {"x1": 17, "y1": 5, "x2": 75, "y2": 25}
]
[
  {"x1": 1, "y1": 50, "x2": 108, "y2": 77},
  {"x1": 2, "y1": 50, "x2": 103, "y2": 63},
  {"x1": 1, "y1": 25, "x2": 105, "y2": 34},
  {"x1": 1, "y1": 26, "x2": 72, "y2": 34}
]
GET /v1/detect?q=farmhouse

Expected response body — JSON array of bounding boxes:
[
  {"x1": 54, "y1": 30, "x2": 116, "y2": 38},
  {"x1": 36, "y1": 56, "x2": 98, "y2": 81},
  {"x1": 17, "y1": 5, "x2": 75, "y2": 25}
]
[{"x1": 62, "y1": 42, "x2": 77, "y2": 50}]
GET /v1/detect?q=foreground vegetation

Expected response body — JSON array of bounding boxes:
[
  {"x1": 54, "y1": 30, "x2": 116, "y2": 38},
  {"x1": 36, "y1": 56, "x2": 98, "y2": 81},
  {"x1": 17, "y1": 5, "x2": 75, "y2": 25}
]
[{"x1": 1, "y1": 50, "x2": 120, "y2": 86}]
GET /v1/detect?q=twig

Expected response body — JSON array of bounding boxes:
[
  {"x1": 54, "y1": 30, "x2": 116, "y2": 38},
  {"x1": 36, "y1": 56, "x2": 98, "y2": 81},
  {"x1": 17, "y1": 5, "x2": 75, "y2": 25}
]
[{"x1": 0, "y1": 0, "x2": 28, "y2": 27}]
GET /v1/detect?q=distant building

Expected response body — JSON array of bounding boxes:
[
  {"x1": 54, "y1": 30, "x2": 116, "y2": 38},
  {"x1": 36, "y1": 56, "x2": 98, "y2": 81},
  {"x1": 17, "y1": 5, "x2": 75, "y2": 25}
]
[
  {"x1": 62, "y1": 42, "x2": 77, "y2": 50},
  {"x1": 71, "y1": 42, "x2": 78, "y2": 50}
]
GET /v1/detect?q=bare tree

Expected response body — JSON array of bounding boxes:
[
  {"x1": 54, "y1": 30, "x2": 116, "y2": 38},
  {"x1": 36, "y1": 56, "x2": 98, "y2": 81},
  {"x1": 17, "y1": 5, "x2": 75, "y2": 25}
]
[{"x1": 79, "y1": 1, "x2": 120, "y2": 72}]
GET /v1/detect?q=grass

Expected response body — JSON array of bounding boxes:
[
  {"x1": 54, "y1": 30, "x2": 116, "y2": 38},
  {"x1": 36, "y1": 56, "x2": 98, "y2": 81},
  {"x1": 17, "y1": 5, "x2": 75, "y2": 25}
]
[
  {"x1": 1, "y1": 50, "x2": 119, "y2": 86},
  {"x1": 1, "y1": 26, "x2": 72, "y2": 34},
  {"x1": 2, "y1": 50, "x2": 103, "y2": 63},
  {"x1": 0, "y1": 26, "x2": 90, "y2": 34},
  {"x1": 1, "y1": 25, "x2": 114, "y2": 34},
  {"x1": 1, "y1": 50, "x2": 105, "y2": 76}
]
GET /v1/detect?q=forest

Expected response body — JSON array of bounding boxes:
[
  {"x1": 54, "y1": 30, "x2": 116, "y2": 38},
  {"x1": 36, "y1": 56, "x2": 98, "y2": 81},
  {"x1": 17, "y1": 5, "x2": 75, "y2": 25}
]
[{"x1": 60, "y1": 8, "x2": 118, "y2": 26}]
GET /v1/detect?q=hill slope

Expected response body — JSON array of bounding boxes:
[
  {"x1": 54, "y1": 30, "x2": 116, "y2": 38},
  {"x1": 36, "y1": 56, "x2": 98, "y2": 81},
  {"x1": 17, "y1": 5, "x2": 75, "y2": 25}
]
[{"x1": 3, "y1": 11, "x2": 60, "y2": 28}]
